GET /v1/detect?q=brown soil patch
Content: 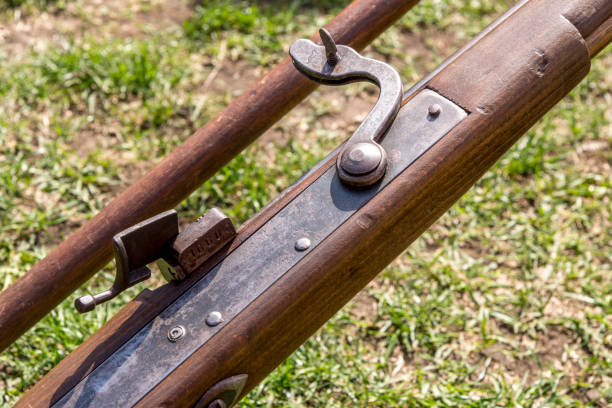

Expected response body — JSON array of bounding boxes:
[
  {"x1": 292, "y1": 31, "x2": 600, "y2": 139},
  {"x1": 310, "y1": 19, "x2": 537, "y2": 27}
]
[
  {"x1": 476, "y1": 326, "x2": 586, "y2": 386},
  {"x1": 0, "y1": 0, "x2": 192, "y2": 60}
]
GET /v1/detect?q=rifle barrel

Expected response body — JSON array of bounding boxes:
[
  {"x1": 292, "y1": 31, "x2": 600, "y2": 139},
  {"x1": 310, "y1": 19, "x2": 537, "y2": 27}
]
[
  {"x1": 16, "y1": 0, "x2": 612, "y2": 406},
  {"x1": 0, "y1": 0, "x2": 419, "y2": 353},
  {"x1": 135, "y1": 2, "x2": 611, "y2": 405}
]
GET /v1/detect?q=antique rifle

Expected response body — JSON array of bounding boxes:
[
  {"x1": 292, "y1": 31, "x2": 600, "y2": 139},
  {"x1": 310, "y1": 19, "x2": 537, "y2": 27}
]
[
  {"x1": 0, "y1": 0, "x2": 419, "y2": 353},
  {"x1": 15, "y1": 0, "x2": 611, "y2": 406}
]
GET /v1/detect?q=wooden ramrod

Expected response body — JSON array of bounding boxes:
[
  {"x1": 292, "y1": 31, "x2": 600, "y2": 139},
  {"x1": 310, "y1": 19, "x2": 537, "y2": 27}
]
[{"x1": 10, "y1": 0, "x2": 612, "y2": 406}]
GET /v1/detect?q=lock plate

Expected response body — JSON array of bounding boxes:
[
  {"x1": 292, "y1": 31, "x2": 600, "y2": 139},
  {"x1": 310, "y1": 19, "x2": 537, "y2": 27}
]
[{"x1": 53, "y1": 89, "x2": 467, "y2": 407}]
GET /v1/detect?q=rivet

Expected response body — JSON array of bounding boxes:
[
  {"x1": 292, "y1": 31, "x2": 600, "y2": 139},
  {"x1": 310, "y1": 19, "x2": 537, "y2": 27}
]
[
  {"x1": 167, "y1": 325, "x2": 185, "y2": 342},
  {"x1": 206, "y1": 311, "x2": 223, "y2": 327},
  {"x1": 428, "y1": 103, "x2": 441, "y2": 116},
  {"x1": 295, "y1": 237, "x2": 311, "y2": 251},
  {"x1": 340, "y1": 142, "x2": 382, "y2": 175}
]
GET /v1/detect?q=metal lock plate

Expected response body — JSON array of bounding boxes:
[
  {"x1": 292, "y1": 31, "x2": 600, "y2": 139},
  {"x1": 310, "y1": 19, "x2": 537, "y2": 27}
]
[{"x1": 53, "y1": 89, "x2": 467, "y2": 407}]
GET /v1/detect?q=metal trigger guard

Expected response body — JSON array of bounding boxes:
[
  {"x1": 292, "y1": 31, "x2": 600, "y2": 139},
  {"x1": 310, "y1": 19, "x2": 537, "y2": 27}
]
[{"x1": 289, "y1": 29, "x2": 403, "y2": 186}]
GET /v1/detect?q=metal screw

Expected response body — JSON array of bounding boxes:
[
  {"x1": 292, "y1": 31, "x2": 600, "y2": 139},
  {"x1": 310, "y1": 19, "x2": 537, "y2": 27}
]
[
  {"x1": 340, "y1": 142, "x2": 383, "y2": 175},
  {"x1": 208, "y1": 399, "x2": 227, "y2": 408},
  {"x1": 167, "y1": 325, "x2": 185, "y2": 342},
  {"x1": 295, "y1": 237, "x2": 311, "y2": 251},
  {"x1": 206, "y1": 311, "x2": 223, "y2": 327},
  {"x1": 319, "y1": 28, "x2": 339, "y2": 64},
  {"x1": 428, "y1": 103, "x2": 441, "y2": 117}
]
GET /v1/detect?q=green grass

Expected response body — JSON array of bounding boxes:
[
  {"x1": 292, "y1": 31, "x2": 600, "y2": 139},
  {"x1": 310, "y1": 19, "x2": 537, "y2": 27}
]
[
  {"x1": 0, "y1": 0, "x2": 64, "y2": 12},
  {"x1": 0, "y1": 0, "x2": 610, "y2": 406}
]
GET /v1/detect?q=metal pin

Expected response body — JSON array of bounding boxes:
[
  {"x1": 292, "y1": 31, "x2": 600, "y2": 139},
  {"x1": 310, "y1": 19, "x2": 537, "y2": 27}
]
[
  {"x1": 428, "y1": 103, "x2": 441, "y2": 117},
  {"x1": 206, "y1": 311, "x2": 223, "y2": 327},
  {"x1": 319, "y1": 28, "x2": 339, "y2": 64},
  {"x1": 295, "y1": 237, "x2": 311, "y2": 251}
]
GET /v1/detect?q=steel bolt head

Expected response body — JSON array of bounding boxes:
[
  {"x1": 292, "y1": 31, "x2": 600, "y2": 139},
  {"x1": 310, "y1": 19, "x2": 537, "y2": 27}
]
[
  {"x1": 167, "y1": 325, "x2": 185, "y2": 342},
  {"x1": 340, "y1": 142, "x2": 382, "y2": 175},
  {"x1": 206, "y1": 311, "x2": 223, "y2": 327},
  {"x1": 428, "y1": 103, "x2": 441, "y2": 116},
  {"x1": 295, "y1": 237, "x2": 311, "y2": 251}
]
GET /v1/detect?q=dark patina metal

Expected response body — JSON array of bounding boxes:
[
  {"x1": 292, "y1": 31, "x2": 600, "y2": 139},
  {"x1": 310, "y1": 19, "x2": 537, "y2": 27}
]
[
  {"x1": 76, "y1": 208, "x2": 236, "y2": 313},
  {"x1": 75, "y1": 210, "x2": 179, "y2": 313},
  {"x1": 53, "y1": 89, "x2": 466, "y2": 407},
  {"x1": 159, "y1": 208, "x2": 236, "y2": 280}
]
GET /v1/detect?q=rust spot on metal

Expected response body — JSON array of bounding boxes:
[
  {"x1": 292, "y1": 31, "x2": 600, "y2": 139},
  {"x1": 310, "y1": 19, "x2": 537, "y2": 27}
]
[{"x1": 173, "y1": 208, "x2": 236, "y2": 273}]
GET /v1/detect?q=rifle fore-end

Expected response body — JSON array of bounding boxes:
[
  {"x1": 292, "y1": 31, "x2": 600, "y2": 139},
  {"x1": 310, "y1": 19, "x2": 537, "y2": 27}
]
[{"x1": 17, "y1": 0, "x2": 609, "y2": 406}]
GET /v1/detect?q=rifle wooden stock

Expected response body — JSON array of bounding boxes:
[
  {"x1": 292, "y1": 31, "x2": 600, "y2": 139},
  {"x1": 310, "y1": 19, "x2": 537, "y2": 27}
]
[
  {"x1": 17, "y1": 0, "x2": 611, "y2": 406},
  {"x1": 0, "y1": 0, "x2": 419, "y2": 353}
]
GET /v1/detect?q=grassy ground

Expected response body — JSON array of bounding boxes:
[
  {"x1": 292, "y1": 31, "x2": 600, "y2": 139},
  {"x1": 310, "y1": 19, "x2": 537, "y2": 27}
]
[{"x1": 0, "y1": 0, "x2": 610, "y2": 406}]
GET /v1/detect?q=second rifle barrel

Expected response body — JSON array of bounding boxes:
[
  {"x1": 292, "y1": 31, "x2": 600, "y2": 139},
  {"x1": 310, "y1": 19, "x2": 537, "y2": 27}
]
[{"x1": 0, "y1": 0, "x2": 420, "y2": 352}]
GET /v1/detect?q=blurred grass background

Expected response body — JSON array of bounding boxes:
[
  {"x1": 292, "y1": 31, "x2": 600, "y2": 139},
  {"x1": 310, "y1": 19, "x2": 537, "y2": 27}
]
[{"x1": 0, "y1": 0, "x2": 610, "y2": 406}]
